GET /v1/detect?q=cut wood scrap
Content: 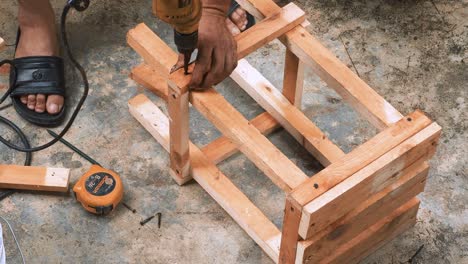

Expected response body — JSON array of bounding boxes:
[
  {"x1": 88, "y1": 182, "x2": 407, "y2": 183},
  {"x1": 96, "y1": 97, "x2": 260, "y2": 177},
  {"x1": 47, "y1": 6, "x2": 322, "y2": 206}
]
[
  {"x1": 128, "y1": 94, "x2": 281, "y2": 261},
  {"x1": 128, "y1": 22, "x2": 309, "y2": 191},
  {"x1": 296, "y1": 160, "x2": 429, "y2": 263},
  {"x1": 289, "y1": 110, "x2": 431, "y2": 208},
  {"x1": 236, "y1": 3, "x2": 305, "y2": 59},
  {"x1": 0, "y1": 165, "x2": 70, "y2": 192},
  {"x1": 299, "y1": 122, "x2": 440, "y2": 239},
  {"x1": 283, "y1": 49, "x2": 304, "y2": 108},
  {"x1": 323, "y1": 197, "x2": 420, "y2": 264},
  {"x1": 231, "y1": 59, "x2": 345, "y2": 166}
]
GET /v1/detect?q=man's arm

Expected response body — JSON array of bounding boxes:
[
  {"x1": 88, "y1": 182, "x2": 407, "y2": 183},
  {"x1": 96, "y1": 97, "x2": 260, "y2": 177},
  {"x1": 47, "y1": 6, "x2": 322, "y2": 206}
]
[{"x1": 189, "y1": 0, "x2": 238, "y2": 90}]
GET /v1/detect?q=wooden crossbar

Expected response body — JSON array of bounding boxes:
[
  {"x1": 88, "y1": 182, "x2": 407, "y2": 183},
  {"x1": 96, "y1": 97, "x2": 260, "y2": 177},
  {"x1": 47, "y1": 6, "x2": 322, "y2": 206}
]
[
  {"x1": 231, "y1": 59, "x2": 345, "y2": 166},
  {"x1": 0, "y1": 165, "x2": 70, "y2": 192},
  {"x1": 237, "y1": 0, "x2": 404, "y2": 130},
  {"x1": 128, "y1": 95, "x2": 282, "y2": 261}
]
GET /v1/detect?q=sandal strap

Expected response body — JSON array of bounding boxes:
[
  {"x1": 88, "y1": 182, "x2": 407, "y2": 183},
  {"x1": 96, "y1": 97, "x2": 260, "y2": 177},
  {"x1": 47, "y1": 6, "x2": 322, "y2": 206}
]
[{"x1": 9, "y1": 56, "x2": 65, "y2": 97}]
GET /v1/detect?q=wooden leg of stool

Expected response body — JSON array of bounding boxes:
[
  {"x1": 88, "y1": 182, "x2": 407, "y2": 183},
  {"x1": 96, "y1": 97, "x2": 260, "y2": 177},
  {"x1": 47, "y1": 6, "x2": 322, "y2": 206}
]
[
  {"x1": 168, "y1": 85, "x2": 191, "y2": 185},
  {"x1": 283, "y1": 49, "x2": 304, "y2": 109}
]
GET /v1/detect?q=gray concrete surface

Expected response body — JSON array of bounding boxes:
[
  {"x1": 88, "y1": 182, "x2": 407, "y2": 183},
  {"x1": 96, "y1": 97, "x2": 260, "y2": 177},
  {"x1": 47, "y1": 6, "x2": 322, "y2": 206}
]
[{"x1": 0, "y1": 0, "x2": 466, "y2": 263}]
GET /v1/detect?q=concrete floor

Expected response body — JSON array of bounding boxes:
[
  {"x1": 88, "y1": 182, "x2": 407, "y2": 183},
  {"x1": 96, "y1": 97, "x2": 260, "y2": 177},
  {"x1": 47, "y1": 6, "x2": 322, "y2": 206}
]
[{"x1": 0, "y1": 0, "x2": 466, "y2": 263}]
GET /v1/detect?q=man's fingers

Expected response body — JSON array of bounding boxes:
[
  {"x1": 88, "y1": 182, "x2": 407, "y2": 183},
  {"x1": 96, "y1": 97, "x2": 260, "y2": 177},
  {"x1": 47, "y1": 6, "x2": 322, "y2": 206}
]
[
  {"x1": 190, "y1": 47, "x2": 213, "y2": 90},
  {"x1": 225, "y1": 18, "x2": 241, "y2": 36},
  {"x1": 199, "y1": 48, "x2": 226, "y2": 89}
]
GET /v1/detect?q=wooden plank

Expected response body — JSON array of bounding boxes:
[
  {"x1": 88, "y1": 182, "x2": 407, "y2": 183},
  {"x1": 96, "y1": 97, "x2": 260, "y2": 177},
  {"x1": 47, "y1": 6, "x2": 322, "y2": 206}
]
[
  {"x1": 201, "y1": 112, "x2": 280, "y2": 164},
  {"x1": 0, "y1": 165, "x2": 70, "y2": 192},
  {"x1": 299, "y1": 122, "x2": 440, "y2": 239},
  {"x1": 236, "y1": 3, "x2": 306, "y2": 59},
  {"x1": 167, "y1": 84, "x2": 191, "y2": 185},
  {"x1": 239, "y1": 1, "x2": 404, "y2": 130},
  {"x1": 128, "y1": 22, "x2": 309, "y2": 191},
  {"x1": 296, "y1": 160, "x2": 429, "y2": 263},
  {"x1": 130, "y1": 64, "x2": 168, "y2": 101},
  {"x1": 231, "y1": 59, "x2": 345, "y2": 166},
  {"x1": 129, "y1": 65, "x2": 282, "y2": 165},
  {"x1": 128, "y1": 94, "x2": 281, "y2": 261},
  {"x1": 324, "y1": 197, "x2": 420, "y2": 264},
  {"x1": 283, "y1": 49, "x2": 304, "y2": 108},
  {"x1": 289, "y1": 110, "x2": 432, "y2": 208}
]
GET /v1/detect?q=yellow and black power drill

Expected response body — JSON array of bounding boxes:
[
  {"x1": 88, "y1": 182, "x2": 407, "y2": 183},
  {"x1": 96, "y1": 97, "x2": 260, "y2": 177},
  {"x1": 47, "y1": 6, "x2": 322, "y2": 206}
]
[{"x1": 153, "y1": 0, "x2": 202, "y2": 74}]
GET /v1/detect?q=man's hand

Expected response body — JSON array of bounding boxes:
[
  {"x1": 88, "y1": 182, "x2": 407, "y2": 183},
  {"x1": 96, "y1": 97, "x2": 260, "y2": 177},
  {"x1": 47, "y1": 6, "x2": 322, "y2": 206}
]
[{"x1": 189, "y1": 3, "x2": 238, "y2": 90}]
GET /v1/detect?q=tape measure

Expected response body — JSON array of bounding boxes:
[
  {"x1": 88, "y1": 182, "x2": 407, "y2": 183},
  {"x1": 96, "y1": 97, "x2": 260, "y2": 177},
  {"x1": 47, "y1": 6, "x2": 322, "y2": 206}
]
[
  {"x1": 47, "y1": 130, "x2": 124, "y2": 215},
  {"x1": 73, "y1": 165, "x2": 124, "y2": 215}
]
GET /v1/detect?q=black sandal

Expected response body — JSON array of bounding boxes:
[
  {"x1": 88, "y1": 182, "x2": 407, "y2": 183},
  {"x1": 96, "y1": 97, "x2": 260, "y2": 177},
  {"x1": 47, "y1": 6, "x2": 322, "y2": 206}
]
[
  {"x1": 8, "y1": 29, "x2": 66, "y2": 127},
  {"x1": 229, "y1": 1, "x2": 256, "y2": 32}
]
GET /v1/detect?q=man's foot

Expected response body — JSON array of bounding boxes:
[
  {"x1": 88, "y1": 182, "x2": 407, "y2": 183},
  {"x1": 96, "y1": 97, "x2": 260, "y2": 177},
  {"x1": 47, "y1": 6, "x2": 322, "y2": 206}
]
[
  {"x1": 225, "y1": 6, "x2": 249, "y2": 36},
  {"x1": 16, "y1": 1, "x2": 64, "y2": 115}
]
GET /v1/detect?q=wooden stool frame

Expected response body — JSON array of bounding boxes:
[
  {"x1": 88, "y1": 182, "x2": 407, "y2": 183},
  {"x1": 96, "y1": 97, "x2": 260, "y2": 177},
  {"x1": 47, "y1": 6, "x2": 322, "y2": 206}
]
[{"x1": 126, "y1": 1, "x2": 441, "y2": 263}]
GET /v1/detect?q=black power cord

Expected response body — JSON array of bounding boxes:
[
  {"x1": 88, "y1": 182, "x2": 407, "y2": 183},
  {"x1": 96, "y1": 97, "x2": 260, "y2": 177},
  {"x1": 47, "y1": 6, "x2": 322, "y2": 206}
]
[{"x1": 0, "y1": 0, "x2": 91, "y2": 153}]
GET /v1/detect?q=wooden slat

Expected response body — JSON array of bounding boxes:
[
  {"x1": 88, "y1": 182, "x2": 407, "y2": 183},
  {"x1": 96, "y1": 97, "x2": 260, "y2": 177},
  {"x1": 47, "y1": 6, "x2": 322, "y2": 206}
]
[
  {"x1": 289, "y1": 110, "x2": 432, "y2": 208},
  {"x1": 283, "y1": 49, "x2": 304, "y2": 108},
  {"x1": 299, "y1": 122, "x2": 440, "y2": 238},
  {"x1": 130, "y1": 64, "x2": 282, "y2": 165},
  {"x1": 128, "y1": 23, "x2": 309, "y2": 191},
  {"x1": 0, "y1": 165, "x2": 70, "y2": 192},
  {"x1": 167, "y1": 84, "x2": 191, "y2": 185},
  {"x1": 201, "y1": 112, "x2": 280, "y2": 164},
  {"x1": 296, "y1": 160, "x2": 428, "y2": 263},
  {"x1": 231, "y1": 59, "x2": 345, "y2": 166},
  {"x1": 324, "y1": 197, "x2": 420, "y2": 264},
  {"x1": 128, "y1": 94, "x2": 281, "y2": 261},
  {"x1": 236, "y1": 3, "x2": 305, "y2": 59},
  {"x1": 240, "y1": 0, "x2": 404, "y2": 130}
]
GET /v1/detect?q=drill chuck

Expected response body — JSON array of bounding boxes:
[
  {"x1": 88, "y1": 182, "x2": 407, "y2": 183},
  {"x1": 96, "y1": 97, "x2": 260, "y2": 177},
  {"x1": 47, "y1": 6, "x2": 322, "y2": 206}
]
[{"x1": 174, "y1": 30, "x2": 198, "y2": 54}]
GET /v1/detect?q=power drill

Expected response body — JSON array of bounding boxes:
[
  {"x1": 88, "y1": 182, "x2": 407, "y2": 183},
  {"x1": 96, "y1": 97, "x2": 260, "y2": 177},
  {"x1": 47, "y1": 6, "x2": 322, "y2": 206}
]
[{"x1": 153, "y1": 0, "x2": 202, "y2": 74}]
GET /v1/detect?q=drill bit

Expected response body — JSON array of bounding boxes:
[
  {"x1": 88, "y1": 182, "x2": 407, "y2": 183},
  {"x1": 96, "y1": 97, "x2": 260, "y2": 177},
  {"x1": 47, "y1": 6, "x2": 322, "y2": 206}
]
[{"x1": 183, "y1": 51, "x2": 191, "y2": 75}]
